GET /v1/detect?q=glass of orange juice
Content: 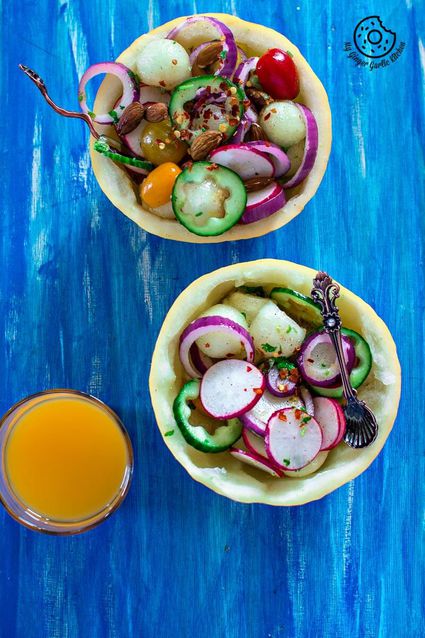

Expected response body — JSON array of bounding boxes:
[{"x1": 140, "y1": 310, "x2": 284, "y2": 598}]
[{"x1": 0, "y1": 389, "x2": 133, "y2": 534}]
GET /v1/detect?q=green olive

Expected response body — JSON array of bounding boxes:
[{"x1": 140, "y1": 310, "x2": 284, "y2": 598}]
[{"x1": 141, "y1": 119, "x2": 188, "y2": 166}]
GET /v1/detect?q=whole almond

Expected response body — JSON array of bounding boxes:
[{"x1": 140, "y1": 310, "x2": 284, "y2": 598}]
[
  {"x1": 248, "y1": 122, "x2": 268, "y2": 141},
  {"x1": 244, "y1": 176, "x2": 274, "y2": 192},
  {"x1": 145, "y1": 102, "x2": 168, "y2": 123},
  {"x1": 196, "y1": 41, "x2": 223, "y2": 69},
  {"x1": 190, "y1": 130, "x2": 223, "y2": 161},
  {"x1": 246, "y1": 88, "x2": 274, "y2": 110},
  {"x1": 116, "y1": 102, "x2": 145, "y2": 135}
]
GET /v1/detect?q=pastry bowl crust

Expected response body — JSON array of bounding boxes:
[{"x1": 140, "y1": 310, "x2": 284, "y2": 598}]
[
  {"x1": 149, "y1": 260, "x2": 401, "y2": 505},
  {"x1": 91, "y1": 14, "x2": 332, "y2": 243}
]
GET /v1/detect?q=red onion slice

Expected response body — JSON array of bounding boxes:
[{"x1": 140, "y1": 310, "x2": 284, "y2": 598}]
[
  {"x1": 189, "y1": 343, "x2": 213, "y2": 375},
  {"x1": 167, "y1": 16, "x2": 238, "y2": 78},
  {"x1": 297, "y1": 332, "x2": 355, "y2": 387},
  {"x1": 233, "y1": 57, "x2": 259, "y2": 86},
  {"x1": 283, "y1": 104, "x2": 319, "y2": 188},
  {"x1": 179, "y1": 316, "x2": 255, "y2": 378},
  {"x1": 232, "y1": 107, "x2": 258, "y2": 144},
  {"x1": 240, "y1": 182, "x2": 286, "y2": 224},
  {"x1": 78, "y1": 62, "x2": 139, "y2": 125},
  {"x1": 243, "y1": 141, "x2": 290, "y2": 177}
]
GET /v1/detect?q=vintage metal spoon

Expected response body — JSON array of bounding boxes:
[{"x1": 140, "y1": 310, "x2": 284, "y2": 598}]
[{"x1": 311, "y1": 271, "x2": 378, "y2": 448}]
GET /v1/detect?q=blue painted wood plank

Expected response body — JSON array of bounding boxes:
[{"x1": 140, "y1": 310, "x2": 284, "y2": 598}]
[{"x1": 0, "y1": 0, "x2": 424, "y2": 637}]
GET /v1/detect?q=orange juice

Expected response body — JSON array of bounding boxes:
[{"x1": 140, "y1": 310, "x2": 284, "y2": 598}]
[{"x1": 0, "y1": 390, "x2": 133, "y2": 532}]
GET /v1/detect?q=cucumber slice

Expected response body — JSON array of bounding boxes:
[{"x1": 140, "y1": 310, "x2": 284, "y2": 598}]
[
  {"x1": 169, "y1": 75, "x2": 245, "y2": 141},
  {"x1": 172, "y1": 161, "x2": 247, "y2": 236},
  {"x1": 309, "y1": 328, "x2": 372, "y2": 398},
  {"x1": 173, "y1": 379, "x2": 242, "y2": 453},
  {"x1": 93, "y1": 137, "x2": 154, "y2": 173},
  {"x1": 270, "y1": 287, "x2": 322, "y2": 326}
]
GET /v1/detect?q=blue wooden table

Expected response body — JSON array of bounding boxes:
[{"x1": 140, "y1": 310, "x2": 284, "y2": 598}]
[{"x1": 1, "y1": 1, "x2": 424, "y2": 636}]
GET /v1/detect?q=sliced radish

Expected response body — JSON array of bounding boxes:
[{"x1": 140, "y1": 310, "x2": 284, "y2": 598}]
[
  {"x1": 313, "y1": 397, "x2": 346, "y2": 450},
  {"x1": 299, "y1": 386, "x2": 315, "y2": 416},
  {"x1": 243, "y1": 141, "x2": 290, "y2": 177},
  {"x1": 266, "y1": 407, "x2": 323, "y2": 470},
  {"x1": 297, "y1": 331, "x2": 355, "y2": 387},
  {"x1": 230, "y1": 448, "x2": 282, "y2": 477},
  {"x1": 200, "y1": 359, "x2": 265, "y2": 419},
  {"x1": 240, "y1": 182, "x2": 286, "y2": 224},
  {"x1": 283, "y1": 450, "x2": 328, "y2": 477},
  {"x1": 209, "y1": 144, "x2": 274, "y2": 180},
  {"x1": 240, "y1": 391, "x2": 304, "y2": 436},
  {"x1": 283, "y1": 104, "x2": 319, "y2": 188},
  {"x1": 242, "y1": 428, "x2": 268, "y2": 457},
  {"x1": 179, "y1": 316, "x2": 255, "y2": 378}
]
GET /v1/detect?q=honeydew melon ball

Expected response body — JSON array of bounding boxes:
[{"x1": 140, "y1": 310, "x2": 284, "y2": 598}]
[
  {"x1": 196, "y1": 304, "x2": 249, "y2": 358},
  {"x1": 223, "y1": 291, "x2": 272, "y2": 325},
  {"x1": 136, "y1": 39, "x2": 191, "y2": 90},
  {"x1": 285, "y1": 139, "x2": 305, "y2": 178},
  {"x1": 249, "y1": 301, "x2": 306, "y2": 357},
  {"x1": 259, "y1": 100, "x2": 306, "y2": 149}
]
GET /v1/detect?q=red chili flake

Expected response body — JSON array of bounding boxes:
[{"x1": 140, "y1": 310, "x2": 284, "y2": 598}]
[
  {"x1": 294, "y1": 409, "x2": 303, "y2": 420},
  {"x1": 219, "y1": 82, "x2": 228, "y2": 91},
  {"x1": 253, "y1": 387, "x2": 263, "y2": 395},
  {"x1": 226, "y1": 353, "x2": 233, "y2": 358},
  {"x1": 264, "y1": 112, "x2": 271, "y2": 121},
  {"x1": 204, "y1": 343, "x2": 210, "y2": 348},
  {"x1": 172, "y1": 59, "x2": 178, "y2": 65},
  {"x1": 244, "y1": 388, "x2": 247, "y2": 392},
  {"x1": 159, "y1": 80, "x2": 166, "y2": 87},
  {"x1": 243, "y1": 99, "x2": 251, "y2": 108},
  {"x1": 246, "y1": 366, "x2": 252, "y2": 372},
  {"x1": 279, "y1": 368, "x2": 289, "y2": 379},
  {"x1": 307, "y1": 358, "x2": 314, "y2": 363},
  {"x1": 278, "y1": 412, "x2": 287, "y2": 422},
  {"x1": 206, "y1": 163, "x2": 220, "y2": 171},
  {"x1": 271, "y1": 108, "x2": 277, "y2": 113},
  {"x1": 229, "y1": 118, "x2": 239, "y2": 127}
]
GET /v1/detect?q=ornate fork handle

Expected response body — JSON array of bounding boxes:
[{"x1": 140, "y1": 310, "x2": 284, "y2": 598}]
[{"x1": 311, "y1": 272, "x2": 356, "y2": 400}]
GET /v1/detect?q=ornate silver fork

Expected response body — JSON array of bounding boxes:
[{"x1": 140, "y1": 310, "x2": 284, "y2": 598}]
[{"x1": 311, "y1": 271, "x2": 378, "y2": 448}]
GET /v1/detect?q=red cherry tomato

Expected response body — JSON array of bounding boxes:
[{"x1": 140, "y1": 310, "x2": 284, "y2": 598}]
[{"x1": 256, "y1": 48, "x2": 300, "y2": 100}]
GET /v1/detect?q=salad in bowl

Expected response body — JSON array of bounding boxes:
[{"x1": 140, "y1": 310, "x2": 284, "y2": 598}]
[
  {"x1": 149, "y1": 260, "x2": 401, "y2": 505},
  {"x1": 83, "y1": 14, "x2": 331, "y2": 242}
]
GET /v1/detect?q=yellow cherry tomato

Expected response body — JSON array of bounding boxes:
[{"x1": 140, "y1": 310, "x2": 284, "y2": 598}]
[{"x1": 140, "y1": 162, "x2": 182, "y2": 209}]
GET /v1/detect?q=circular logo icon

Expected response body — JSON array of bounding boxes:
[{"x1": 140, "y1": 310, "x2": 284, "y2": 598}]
[{"x1": 354, "y1": 16, "x2": 396, "y2": 58}]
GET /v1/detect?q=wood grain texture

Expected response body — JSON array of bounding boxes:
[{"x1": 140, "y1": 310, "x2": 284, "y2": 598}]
[{"x1": 1, "y1": 0, "x2": 424, "y2": 636}]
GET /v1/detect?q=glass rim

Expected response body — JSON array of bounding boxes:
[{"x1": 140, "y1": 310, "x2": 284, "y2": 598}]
[{"x1": 0, "y1": 389, "x2": 134, "y2": 535}]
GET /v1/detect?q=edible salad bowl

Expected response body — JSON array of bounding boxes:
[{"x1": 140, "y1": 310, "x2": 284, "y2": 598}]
[
  {"x1": 149, "y1": 260, "x2": 401, "y2": 505},
  {"x1": 90, "y1": 14, "x2": 331, "y2": 243}
]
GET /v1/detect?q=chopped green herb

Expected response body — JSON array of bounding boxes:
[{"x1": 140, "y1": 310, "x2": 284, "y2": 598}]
[
  {"x1": 241, "y1": 312, "x2": 247, "y2": 320},
  {"x1": 283, "y1": 458, "x2": 291, "y2": 467},
  {"x1": 78, "y1": 92, "x2": 84, "y2": 102},
  {"x1": 286, "y1": 325, "x2": 292, "y2": 334},
  {"x1": 239, "y1": 285, "x2": 265, "y2": 297},
  {"x1": 286, "y1": 50, "x2": 294, "y2": 58},
  {"x1": 195, "y1": 211, "x2": 203, "y2": 217},
  {"x1": 219, "y1": 50, "x2": 227, "y2": 60},
  {"x1": 88, "y1": 111, "x2": 96, "y2": 119},
  {"x1": 261, "y1": 343, "x2": 277, "y2": 353},
  {"x1": 276, "y1": 358, "x2": 295, "y2": 370},
  {"x1": 300, "y1": 426, "x2": 307, "y2": 437},
  {"x1": 119, "y1": 104, "x2": 125, "y2": 110},
  {"x1": 301, "y1": 416, "x2": 312, "y2": 424},
  {"x1": 108, "y1": 109, "x2": 119, "y2": 123},
  {"x1": 321, "y1": 363, "x2": 328, "y2": 368},
  {"x1": 164, "y1": 429, "x2": 175, "y2": 437},
  {"x1": 127, "y1": 69, "x2": 140, "y2": 87}
]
